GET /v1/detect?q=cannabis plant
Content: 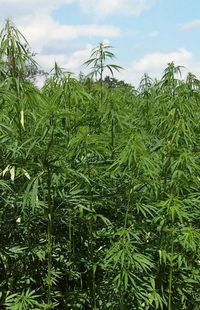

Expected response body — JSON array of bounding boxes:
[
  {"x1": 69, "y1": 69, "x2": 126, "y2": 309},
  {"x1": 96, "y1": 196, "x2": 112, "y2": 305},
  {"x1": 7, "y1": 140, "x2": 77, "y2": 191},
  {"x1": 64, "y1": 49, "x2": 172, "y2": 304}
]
[{"x1": 0, "y1": 20, "x2": 199, "y2": 310}]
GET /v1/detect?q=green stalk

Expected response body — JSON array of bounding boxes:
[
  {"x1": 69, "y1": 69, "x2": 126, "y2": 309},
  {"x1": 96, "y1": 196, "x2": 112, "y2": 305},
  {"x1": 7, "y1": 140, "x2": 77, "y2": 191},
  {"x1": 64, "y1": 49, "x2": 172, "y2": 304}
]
[
  {"x1": 89, "y1": 219, "x2": 96, "y2": 310},
  {"x1": 44, "y1": 125, "x2": 55, "y2": 308},
  {"x1": 168, "y1": 264, "x2": 173, "y2": 310},
  {"x1": 168, "y1": 228, "x2": 174, "y2": 310},
  {"x1": 67, "y1": 81, "x2": 72, "y2": 142},
  {"x1": 86, "y1": 148, "x2": 97, "y2": 310},
  {"x1": 124, "y1": 179, "x2": 133, "y2": 230},
  {"x1": 100, "y1": 60, "x2": 103, "y2": 108},
  {"x1": 111, "y1": 118, "x2": 115, "y2": 159},
  {"x1": 47, "y1": 167, "x2": 53, "y2": 307},
  {"x1": 89, "y1": 184, "x2": 97, "y2": 309},
  {"x1": 119, "y1": 178, "x2": 133, "y2": 308},
  {"x1": 68, "y1": 209, "x2": 72, "y2": 254}
]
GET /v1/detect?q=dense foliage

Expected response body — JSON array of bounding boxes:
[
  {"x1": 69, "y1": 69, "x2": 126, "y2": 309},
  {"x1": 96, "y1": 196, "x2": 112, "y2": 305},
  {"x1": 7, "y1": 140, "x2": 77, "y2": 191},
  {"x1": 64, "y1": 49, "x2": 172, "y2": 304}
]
[{"x1": 0, "y1": 20, "x2": 199, "y2": 310}]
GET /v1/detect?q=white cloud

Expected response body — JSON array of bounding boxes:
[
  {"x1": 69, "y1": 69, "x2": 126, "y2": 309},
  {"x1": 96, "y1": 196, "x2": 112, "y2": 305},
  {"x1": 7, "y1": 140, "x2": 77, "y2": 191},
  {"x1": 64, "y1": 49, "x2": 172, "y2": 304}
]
[
  {"x1": 19, "y1": 15, "x2": 121, "y2": 52},
  {"x1": 0, "y1": 0, "x2": 74, "y2": 21},
  {"x1": 36, "y1": 54, "x2": 67, "y2": 70},
  {"x1": 79, "y1": 0, "x2": 155, "y2": 18},
  {"x1": 0, "y1": 0, "x2": 154, "y2": 21},
  {"x1": 35, "y1": 44, "x2": 92, "y2": 88},
  {"x1": 0, "y1": 0, "x2": 156, "y2": 78},
  {"x1": 36, "y1": 44, "x2": 92, "y2": 72},
  {"x1": 0, "y1": 0, "x2": 122, "y2": 73},
  {"x1": 64, "y1": 45, "x2": 92, "y2": 72},
  {"x1": 179, "y1": 19, "x2": 200, "y2": 30},
  {"x1": 132, "y1": 49, "x2": 192, "y2": 73},
  {"x1": 119, "y1": 48, "x2": 200, "y2": 87}
]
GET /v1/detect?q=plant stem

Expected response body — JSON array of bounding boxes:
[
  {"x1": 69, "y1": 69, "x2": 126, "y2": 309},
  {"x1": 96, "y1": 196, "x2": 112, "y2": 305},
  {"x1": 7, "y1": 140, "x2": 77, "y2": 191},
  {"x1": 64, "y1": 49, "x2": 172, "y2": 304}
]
[
  {"x1": 168, "y1": 229, "x2": 174, "y2": 310},
  {"x1": 47, "y1": 167, "x2": 53, "y2": 307},
  {"x1": 111, "y1": 118, "x2": 115, "y2": 159}
]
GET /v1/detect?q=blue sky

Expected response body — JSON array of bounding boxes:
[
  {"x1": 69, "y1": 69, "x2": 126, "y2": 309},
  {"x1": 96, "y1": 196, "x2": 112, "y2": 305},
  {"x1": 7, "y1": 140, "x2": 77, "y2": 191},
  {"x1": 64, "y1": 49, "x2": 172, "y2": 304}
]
[{"x1": 0, "y1": 0, "x2": 200, "y2": 85}]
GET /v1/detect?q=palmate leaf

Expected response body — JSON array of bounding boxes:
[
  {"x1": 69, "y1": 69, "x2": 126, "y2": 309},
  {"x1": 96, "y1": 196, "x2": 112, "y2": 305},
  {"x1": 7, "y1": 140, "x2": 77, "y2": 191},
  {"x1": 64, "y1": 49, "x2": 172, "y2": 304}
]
[
  {"x1": 104, "y1": 228, "x2": 153, "y2": 274},
  {"x1": 179, "y1": 226, "x2": 200, "y2": 252},
  {"x1": 83, "y1": 58, "x2": 97, "y2": 67},
  {"x1": 107, "y1": 64, "x2": 123, "y2": 73},
  {"x1": 5, "y1": 290, "x2": 41, "y2": 310},
  {"x1": 135, "y1": 203, "x2": 158, "y2": 218},
  {"x1": 83, "y1": 42, "x2": 122, "y2": 81},
  {"x1": 148, "y1": 290, "x2": 166, "y2": 309},
  {"x1": 131, "y1": 253, "x2": 154, "y2": 271},
  {"x1": 158, "y1": 196, "x2": 189, "y2": 223},
  {"x1": 6, "y1": 246, "x2": 28, "y2": 258}
]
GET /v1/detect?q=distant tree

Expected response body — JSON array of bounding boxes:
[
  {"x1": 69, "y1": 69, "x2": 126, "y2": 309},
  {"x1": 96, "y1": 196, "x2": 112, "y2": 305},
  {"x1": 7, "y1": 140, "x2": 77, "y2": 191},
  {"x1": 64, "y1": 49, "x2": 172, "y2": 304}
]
[{"x1": 104, "y1": 75, "x2": 133, "y2": 89}]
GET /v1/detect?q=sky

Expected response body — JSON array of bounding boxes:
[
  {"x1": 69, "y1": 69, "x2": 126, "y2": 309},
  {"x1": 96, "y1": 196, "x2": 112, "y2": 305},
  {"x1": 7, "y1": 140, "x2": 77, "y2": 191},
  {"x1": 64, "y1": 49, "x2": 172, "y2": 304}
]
[{"x1": 0, "y1": 0, "x2": 200, "y2": 86}]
